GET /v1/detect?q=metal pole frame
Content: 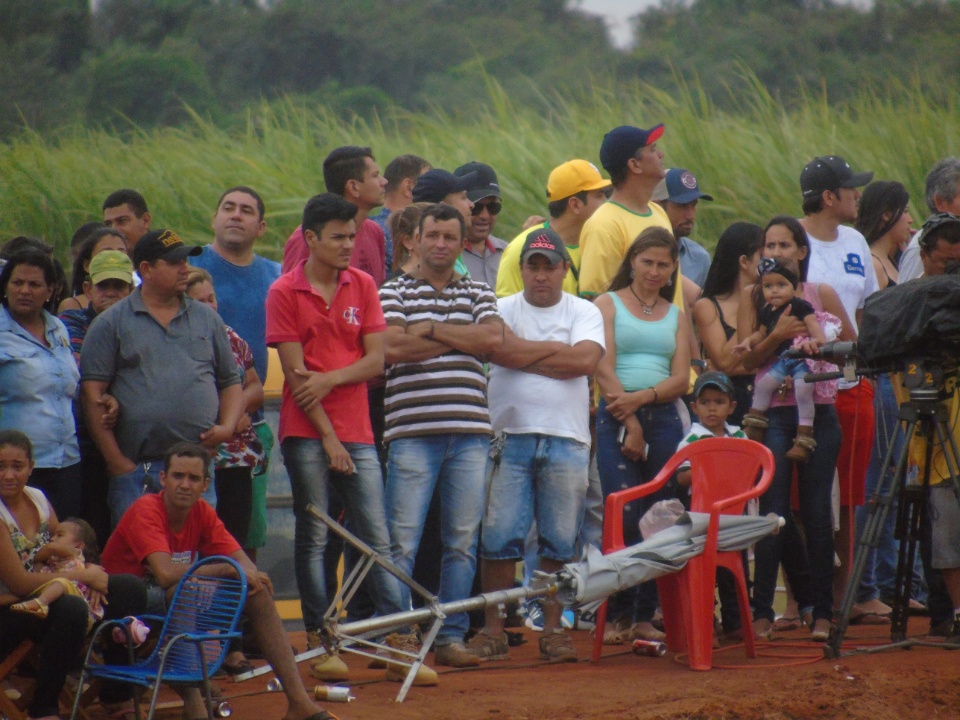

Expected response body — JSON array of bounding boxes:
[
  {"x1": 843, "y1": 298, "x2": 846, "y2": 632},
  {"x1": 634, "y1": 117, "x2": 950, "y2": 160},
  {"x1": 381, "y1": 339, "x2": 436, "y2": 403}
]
[{"x1": 233, "y1": 504, "x2": 571, "y2": 702}]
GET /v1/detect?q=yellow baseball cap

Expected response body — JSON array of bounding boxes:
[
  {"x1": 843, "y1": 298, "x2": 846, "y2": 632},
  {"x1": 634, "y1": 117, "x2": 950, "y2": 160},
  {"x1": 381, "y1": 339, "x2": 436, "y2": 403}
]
[
  {"x1": 89, "y1": 250, "x2": 134, "y2": 285},
  {"x1": 547, "y1": 159, "x2": 611, "y2": 202}
]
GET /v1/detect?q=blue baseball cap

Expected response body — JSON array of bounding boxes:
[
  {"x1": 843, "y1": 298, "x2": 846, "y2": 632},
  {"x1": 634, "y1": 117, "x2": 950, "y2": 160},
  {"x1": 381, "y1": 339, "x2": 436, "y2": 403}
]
[{"x1": 652, "y1": 168, "x2": 714, "y2": 205}]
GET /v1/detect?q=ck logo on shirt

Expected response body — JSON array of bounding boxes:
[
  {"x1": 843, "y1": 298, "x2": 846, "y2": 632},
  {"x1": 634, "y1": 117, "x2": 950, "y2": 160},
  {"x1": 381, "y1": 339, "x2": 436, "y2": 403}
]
[
  {"x1": 843, "y1": 253, "x2": 865, "y2": 277},
  {"x1": 342, "y1": 306, "x2": 361, "y2": 325}
]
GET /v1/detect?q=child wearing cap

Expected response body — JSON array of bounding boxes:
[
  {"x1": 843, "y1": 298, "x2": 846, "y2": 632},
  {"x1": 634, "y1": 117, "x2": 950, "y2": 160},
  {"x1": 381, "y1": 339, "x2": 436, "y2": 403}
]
[
  {"x1": 734, "y1": 258, "x2": 828, "y2": 462},
  {"x1": 675, "y1": 371, "x2": 746, "y2": 490}
]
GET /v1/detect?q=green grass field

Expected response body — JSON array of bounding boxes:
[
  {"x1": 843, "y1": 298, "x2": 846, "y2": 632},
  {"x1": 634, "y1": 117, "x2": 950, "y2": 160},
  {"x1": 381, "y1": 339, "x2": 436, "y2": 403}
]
[{"x1": 1, "y1": 74, "x2": 957, "y2": 263}]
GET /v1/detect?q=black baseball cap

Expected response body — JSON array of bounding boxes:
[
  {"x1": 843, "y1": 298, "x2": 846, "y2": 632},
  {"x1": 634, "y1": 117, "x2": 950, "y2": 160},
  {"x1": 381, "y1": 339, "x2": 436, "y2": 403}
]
[
  {"x1": 692, "y1": 370, "x2": 734, "y2": 399},
  {"x1": 412, "y1": 169, "x2": 478, "y2": 203},
  {"x1": 132, "y1": 229, "x2": 201, "y2": 266},
  {"x1": 520, "y1": 227, "x2": 570, "y2": 266},
  {"x1": 800, "y1": 156, "x2": 873, "y2": 199},
  {"x1": 454, "y1": 161, "x2": 501, "y2": 202}
]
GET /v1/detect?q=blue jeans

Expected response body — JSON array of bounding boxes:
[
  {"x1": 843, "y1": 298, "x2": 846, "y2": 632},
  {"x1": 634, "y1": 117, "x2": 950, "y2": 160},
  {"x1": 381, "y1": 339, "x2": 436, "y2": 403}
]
[
  {"x1": 752, "y1": 404, "x2": 840, "y2": 623},
  {"x1": 481, "y1": 433, "x2": 589, "y2": 562},
  {"x1": 385, "y1": 434, "x2": 488, "y2": 644},
  {"x1": 109, "y1": 459, "x2": 216, "y2": 529},
  {"x1": 596, "y1": 400, "x2": 683, "y2": 623},
  {"x1": 281, "y1": 438, "x2": 405, "y2": 631}
]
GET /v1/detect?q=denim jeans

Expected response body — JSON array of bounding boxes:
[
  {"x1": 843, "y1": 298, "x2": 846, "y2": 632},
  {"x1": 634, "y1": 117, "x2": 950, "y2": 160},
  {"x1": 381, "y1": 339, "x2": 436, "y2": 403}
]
[
  {"x1": 482, "y1": 433, "x2": 589, "y2": 562},
  {"x1": 281, "y1": 438, "x2": 405, "y2": 632},
  {"x1": 108, "y1": 461, "x2": 163, "y2": 529},
  {"x1": 595, "y1": 400, "x2": 683, "y2": 624},
  {"x1": 752, "y1": 404, "x2": 840, "y2": 623},
  {"x1": 109, "y1": 459, "x2": 216, "y2": 529},
  {"x1": 385, "y1": 434, "x2": 488, "y2": 644}
]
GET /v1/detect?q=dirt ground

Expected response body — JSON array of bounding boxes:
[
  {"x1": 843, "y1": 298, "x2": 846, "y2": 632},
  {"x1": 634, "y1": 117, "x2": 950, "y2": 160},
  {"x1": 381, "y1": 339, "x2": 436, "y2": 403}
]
[{"x1": 150, "y1": 618, "x2": 960, "y2": 720}]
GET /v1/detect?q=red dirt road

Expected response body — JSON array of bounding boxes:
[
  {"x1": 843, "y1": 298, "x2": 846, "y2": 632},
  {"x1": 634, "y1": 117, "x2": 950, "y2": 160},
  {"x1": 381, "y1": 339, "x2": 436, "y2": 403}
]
[{"x1": 198, "y1": 620, "x2": 960, "y2": 720}]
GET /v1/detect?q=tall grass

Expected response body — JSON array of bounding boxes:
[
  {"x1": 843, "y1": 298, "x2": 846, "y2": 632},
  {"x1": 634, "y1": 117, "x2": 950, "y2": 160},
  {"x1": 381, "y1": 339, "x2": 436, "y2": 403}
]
[{"x1": 1, "y1": 72, "x2": 957, "y2": 263}]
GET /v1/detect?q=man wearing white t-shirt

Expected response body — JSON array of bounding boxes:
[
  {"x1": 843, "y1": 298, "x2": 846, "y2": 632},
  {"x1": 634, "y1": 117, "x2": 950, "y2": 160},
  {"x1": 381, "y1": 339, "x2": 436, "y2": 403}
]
[
  {"x1": 799, "y1": 155, "x2": 882, "y2": 616},
  {"x1": 469, "y1": 227, "x2": 605, "y2": 664}
]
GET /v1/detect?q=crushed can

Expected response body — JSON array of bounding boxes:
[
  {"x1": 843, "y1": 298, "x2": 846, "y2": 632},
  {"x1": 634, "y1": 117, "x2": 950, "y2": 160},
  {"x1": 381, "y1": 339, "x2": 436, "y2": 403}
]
[{"x1": 632, "y1": 639, "x2": 667, "y2": 657}]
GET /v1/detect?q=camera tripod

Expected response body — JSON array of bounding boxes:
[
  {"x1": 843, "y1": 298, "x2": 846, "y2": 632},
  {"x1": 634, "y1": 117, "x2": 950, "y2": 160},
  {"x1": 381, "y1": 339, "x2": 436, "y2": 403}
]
[{"x1": 826, "y1": 388, "x2": 960, "y2": 657}]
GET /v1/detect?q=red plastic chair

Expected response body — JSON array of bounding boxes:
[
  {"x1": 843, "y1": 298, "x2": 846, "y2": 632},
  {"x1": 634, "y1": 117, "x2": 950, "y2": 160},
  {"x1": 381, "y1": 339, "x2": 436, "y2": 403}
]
[{"x1": 591, "y1": 437, "x2": 775, "y2": 670}]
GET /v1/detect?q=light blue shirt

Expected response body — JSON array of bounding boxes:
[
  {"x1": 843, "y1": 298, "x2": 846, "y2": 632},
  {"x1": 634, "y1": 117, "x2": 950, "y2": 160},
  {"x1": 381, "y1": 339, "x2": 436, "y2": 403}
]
[{"x1": 0, "y1": 307, "x2": 80, "y2": 468}]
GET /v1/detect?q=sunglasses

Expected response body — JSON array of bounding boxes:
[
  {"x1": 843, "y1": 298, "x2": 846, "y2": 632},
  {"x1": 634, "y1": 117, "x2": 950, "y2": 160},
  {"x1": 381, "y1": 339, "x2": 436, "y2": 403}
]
[{"x1": 472, "y1": 199, "x2": 502, "y2": 216}]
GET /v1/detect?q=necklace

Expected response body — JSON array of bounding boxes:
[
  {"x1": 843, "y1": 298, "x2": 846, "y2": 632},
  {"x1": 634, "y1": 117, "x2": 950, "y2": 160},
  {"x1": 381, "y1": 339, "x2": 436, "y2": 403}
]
[{"x1": 628, "y1": 285, "x2": 658, "y2": 316}]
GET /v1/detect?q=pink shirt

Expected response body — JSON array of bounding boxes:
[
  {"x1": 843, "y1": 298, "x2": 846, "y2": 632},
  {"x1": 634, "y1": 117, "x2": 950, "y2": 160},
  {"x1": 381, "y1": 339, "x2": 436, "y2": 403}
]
[
  {"x1": 265, "y1": 263, "x2": 386, "y2": 443},
  {"x1": 282, "y1": 219, "x2": 386, "y2": 286}
]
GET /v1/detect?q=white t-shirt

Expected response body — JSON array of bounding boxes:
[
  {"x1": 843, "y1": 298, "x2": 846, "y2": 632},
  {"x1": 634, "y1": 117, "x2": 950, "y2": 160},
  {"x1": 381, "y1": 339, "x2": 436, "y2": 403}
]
[
  {"x1": 488, "y1": 292, "x2": 605, "y2": 444},
  {"x1": 804, "y1": 224, "x2": 879, "y2": 335},
  {"x1": 805, "y1": 223, "x2": 878, "y2": 390}
]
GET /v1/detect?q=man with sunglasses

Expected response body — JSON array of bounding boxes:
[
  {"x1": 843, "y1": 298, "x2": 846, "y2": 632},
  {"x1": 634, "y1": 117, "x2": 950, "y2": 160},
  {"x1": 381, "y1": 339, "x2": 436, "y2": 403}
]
[{"x1": 454, "y1": 162, "x2": 509, "y2": 289}]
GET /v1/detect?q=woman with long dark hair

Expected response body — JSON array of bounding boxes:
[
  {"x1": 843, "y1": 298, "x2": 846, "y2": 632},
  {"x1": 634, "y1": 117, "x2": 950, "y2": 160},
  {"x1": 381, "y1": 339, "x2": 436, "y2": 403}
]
[
  {"x1": 738, "y1": 215, "x2": 854, "y2": 641},
  {"x1": 693, "y1": 221, "x2": 763, "y2": 425}
]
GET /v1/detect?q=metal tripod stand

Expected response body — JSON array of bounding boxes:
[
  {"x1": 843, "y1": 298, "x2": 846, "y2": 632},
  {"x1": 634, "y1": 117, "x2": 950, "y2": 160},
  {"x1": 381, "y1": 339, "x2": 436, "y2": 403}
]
[
  {"x1": 826, "y1": 389, "x2": 960, "y2": 658},
  {"x1": 235, "y1": 503, "x2": 569, "y2": 701}
]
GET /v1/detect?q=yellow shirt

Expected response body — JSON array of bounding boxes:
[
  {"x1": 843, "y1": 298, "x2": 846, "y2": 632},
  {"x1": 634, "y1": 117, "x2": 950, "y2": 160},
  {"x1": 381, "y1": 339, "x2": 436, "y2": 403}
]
[
  {"x1": 897, "y1": 375, "x2": 960, "y2": 487},
  {"x1": 495, "y1": 223, "x2": 582, "y2": 298},
  {"x1": 579, "y1": 199, "x2": 682, "y2": 307}
]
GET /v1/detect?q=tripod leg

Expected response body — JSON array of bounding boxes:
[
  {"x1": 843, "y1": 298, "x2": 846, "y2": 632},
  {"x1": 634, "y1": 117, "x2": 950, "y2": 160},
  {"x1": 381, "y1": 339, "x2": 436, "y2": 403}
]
[
  {"x1": 827, "y1": 416, "x2": 917, "y2": 657},
  {"x1": 891, "y1": 485, "x2": 924, "y2": 641}
]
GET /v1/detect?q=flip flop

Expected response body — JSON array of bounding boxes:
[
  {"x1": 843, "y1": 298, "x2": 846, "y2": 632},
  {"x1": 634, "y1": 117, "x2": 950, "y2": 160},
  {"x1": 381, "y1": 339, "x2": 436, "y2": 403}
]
[
  {"x1": 772, "y1": 614, "x2": 802, "y2": 632},
  {"x1": 848, "y1": 611, "x2": 891, "y2": 625}
]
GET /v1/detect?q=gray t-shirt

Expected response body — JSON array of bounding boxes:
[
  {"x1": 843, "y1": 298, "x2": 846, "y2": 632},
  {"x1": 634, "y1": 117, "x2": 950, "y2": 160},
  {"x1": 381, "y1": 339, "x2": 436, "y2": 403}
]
[{"x1": 80, "y1": 288, "x2": 241, "y2": 462}]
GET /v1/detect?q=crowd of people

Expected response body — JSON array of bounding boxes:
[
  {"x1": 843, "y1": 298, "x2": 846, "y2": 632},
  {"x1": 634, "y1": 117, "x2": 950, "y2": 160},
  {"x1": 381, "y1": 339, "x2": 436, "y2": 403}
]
[{"x1": 2, "y1": 124, "x2": 960, "y2": 720}]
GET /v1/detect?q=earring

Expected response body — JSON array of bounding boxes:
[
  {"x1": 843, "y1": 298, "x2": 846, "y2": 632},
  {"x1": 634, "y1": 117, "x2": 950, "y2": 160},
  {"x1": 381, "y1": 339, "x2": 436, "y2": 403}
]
[
  {"x1": 667, "y1": 277, "x2": 672, "y2": 286},
  {"x1": 629, "y1": 269, "x2": 635, "y2": 279}
]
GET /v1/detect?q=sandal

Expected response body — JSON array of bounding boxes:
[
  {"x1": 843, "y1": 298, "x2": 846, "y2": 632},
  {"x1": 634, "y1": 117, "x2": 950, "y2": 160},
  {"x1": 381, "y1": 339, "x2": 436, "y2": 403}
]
[
  {"x1": 772, "y1": 614, "x2": 802, "y2": 632},
  {"x1": 601, "y1": 617, "x2": 631, "y2": 645},
  {"x1": 11, "y1": 598, "x2": 48, "y2": 618}
]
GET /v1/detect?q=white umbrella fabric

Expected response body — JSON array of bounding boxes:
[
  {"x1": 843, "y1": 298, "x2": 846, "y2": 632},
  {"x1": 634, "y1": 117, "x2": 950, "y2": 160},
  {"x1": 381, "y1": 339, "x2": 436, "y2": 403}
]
[{"x1": 556, "y1": 511, "x2": 783, "y2": 608}]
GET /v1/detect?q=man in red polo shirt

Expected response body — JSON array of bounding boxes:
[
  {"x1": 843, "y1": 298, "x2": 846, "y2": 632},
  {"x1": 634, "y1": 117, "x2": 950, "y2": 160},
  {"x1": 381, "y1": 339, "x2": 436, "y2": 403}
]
[
  {"x1": 101, "y1": 441, "x2": 334, "y2": 720},
  {"x1": 267, "y1": 192, "x2": 435, "y2": 685}
]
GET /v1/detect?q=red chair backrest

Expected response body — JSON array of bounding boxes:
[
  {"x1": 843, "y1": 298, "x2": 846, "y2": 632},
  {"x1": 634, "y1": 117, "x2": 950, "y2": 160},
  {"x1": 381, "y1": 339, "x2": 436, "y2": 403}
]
[{"x1": 684, "y1": 437, "x2": 773, "y2": 515}]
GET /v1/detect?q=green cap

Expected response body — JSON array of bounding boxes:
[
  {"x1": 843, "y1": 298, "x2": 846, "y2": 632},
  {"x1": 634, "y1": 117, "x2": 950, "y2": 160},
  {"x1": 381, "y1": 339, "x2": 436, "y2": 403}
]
[{"x1": 89, "y1": 250, "x2": 134, "y2": 285}]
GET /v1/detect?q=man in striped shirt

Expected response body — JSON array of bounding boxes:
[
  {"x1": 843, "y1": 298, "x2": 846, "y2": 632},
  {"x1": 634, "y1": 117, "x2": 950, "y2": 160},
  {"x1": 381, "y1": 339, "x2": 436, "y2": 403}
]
[{"x1": 379, "y1": 202, "x2": 504, "y2": 668}]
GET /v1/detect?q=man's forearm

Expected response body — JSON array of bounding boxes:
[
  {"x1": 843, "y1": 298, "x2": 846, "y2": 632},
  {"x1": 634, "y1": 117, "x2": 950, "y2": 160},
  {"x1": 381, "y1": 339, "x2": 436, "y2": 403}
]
[
  {"x1": 522, "y1": 343, "x2": 602, "y2": 380},
  {"x1": 80, "y1": 382, "x2": 130, "y2": 469},
  {"x1": 431, "y1": 320, "x2": 503, "y2": 358},
  {"x1": 489, "y1": 332, "x2": 566, "y2": 370},
  {"x1": 384, "y1": 332, "x2": 450, "y2": 364}
]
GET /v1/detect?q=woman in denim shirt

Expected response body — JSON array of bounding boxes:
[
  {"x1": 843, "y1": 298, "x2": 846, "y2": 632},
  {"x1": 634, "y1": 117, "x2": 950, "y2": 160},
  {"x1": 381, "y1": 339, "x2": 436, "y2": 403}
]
[{"x1": 0, "y1": 249, "x2": 81, "y2": 519}]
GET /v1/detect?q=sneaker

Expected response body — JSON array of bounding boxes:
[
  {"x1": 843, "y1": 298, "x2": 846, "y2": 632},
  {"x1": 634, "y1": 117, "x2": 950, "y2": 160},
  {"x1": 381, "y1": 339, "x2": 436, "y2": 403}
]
[
  {"x1": 575, "y1": 608, "x2": 596, "y2": 631},
  {"x1": 434, "y1": 641, "x2": 481, "y2": 668},
  {"x1": 524, "y1": 602, "x2": 544, "y2": 632},
  {"x1": 382, "y1": 632, "x2": 438, "y2": 686},
  {"x1": 464, "y1": 630, "x2": 510, "y2": 661},
  {"x1": 306, "y1": 629, "x2": 349, "y2": 681},
  {"x1": 538, "y1": 629, "x2": 577, "y2": 662}
]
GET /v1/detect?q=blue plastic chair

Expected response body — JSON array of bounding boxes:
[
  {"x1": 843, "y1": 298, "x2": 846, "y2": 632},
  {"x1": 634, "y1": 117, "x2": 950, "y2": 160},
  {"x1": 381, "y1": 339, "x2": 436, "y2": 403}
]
[{"x1": 70, "y1": 555, "x2": 248, "y2": 720}]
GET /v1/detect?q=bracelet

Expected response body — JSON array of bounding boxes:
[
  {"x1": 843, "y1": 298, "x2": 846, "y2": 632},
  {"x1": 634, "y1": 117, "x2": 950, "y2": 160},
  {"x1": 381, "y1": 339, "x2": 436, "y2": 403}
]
[{"x1": 651, "y1": 387, "x2": 659, "y2": 403}]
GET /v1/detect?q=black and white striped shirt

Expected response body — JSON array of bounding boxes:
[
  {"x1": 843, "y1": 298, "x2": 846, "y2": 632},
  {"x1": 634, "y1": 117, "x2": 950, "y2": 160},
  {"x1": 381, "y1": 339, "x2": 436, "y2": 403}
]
[{"x1": 379, "y1": 274, "x2": 502, "y2": 441}]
